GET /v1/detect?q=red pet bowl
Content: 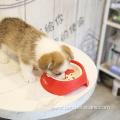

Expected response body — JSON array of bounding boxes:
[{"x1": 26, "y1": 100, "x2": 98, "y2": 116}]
[{"x1": 40, "y1": 60, "x2": 89, "y2": 95}]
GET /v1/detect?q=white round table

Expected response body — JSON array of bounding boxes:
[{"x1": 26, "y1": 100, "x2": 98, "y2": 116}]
[{"x1": 0, "y1": 44, "x2": 97, "y2": 120}]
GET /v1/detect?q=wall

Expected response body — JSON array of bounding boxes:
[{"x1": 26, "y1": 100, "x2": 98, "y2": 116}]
[{"x1": 0, "y1": 0, "x2": 105, "y2": 62}]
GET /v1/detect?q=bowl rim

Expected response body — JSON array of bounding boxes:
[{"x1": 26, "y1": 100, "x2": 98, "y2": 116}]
[{"x1": 42, "y1": 59, "x2": 86, "y2": 82}]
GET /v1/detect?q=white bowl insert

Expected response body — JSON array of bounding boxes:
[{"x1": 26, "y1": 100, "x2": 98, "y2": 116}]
[{"x1": 47, "y1": 62, "x2": 82, "y2": 81}]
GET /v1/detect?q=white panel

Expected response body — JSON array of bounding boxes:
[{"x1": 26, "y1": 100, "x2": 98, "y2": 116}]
[
  {"x1": 0, "y1": 0, "x2": 25, "y2": 20},
  {"x1": 25, "y1": 0, "x2": 54, "y2": 38},
  {"x1": 53, "y1": 0, "x2": 78, "y2": 46},
  {"x1": 75, "y1": 0, "x2": 105, "y2": 62}
]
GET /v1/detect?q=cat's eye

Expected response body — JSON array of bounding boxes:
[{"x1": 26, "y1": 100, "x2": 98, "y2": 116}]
[{"x1": 55, "y1": 72, "x2": 62, "y2": 75}]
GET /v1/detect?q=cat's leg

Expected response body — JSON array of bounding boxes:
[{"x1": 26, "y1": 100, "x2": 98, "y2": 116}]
[
  {"x1": 0, "y1": 44, "x2": 10, "y2": 64},
  {"x1": 19, "y1": 58, "x2": 37, "y2": 83}
]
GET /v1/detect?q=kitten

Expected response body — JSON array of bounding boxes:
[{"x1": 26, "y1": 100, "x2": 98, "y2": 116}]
[{"x1": 0, "y1": 18, "x2": 74, "y2": 82}]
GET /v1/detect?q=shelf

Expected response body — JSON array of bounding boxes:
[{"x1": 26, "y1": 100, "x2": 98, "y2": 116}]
[
  {"x1": 110, "y1": 3, "x2": 120, "y2": 9},
  {"x1": 99, "y1": 63, "x2": 120, "y2": 80},
  {"x1": 107, "y1": 20, "x2": 120, "y2": 29}
]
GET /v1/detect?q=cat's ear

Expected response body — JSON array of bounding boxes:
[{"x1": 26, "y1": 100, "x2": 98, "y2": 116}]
[{"x1": 61, "y1": 45, "x2": 74, "y2": 59}]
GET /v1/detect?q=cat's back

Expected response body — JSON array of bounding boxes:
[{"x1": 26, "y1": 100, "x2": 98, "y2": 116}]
[
  {"x1": 0, "y1": 18, "x2": 32, "y2": 35},
  {"x1": 0, "y1": 18, "x2": 44, "y2": 42},
  {"x1": 0, "y1": 18, "x2": 47, "y2": 53}
]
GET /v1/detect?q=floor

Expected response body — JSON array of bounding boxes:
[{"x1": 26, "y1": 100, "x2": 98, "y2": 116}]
[
  {"x1": 0, "y1": 83, "x2": 120, "y2": 120},
  {"x1": 47, "y1": 83, "x2": 120, "y2": 120}
]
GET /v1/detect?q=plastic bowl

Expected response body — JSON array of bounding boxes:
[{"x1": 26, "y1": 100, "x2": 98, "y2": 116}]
[{"x1": 40, "y1": 60, "x2": 89, "y2": 95}]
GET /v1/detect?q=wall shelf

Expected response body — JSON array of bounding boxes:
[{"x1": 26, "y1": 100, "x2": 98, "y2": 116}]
[
  {"x1": 100, "y1": 63, "x2": 120, "y2": 80},
  {"x1": 107, "y1": 20, "x2": 120, "y2": 29}
]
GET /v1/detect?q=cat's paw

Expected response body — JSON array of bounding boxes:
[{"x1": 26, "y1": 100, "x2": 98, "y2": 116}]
[
  {"x1": 0, "y1": 54, "x2": 10, "y2": 64},
  {"x1": 23, "y1": 73, "x2": 37, "y2": 83}
]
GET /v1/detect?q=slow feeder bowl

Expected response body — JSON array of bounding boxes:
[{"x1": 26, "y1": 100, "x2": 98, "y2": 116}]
[{"x1": 40, "y1": 60, "x2": 89, "y2": 95}]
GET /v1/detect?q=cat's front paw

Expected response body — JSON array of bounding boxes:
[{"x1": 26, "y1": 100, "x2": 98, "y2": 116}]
[
  {"x1": 0, "y1": 54, "x2": 10, "y2": 64},
  {"x1": 23, "y1": 73, "x2": 37, "y2": 83}
]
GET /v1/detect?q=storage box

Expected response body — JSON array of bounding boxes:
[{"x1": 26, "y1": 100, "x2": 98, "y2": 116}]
[{"x1": 112, "y1": 79, "x2": 120, "y2": 98}]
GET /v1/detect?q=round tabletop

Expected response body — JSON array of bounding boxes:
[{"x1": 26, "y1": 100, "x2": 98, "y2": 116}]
[{"x1": 0, "y1": 44, "x2": 97, "y2": 120}]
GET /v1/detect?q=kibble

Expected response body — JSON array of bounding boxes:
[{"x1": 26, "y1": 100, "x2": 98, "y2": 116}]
[{"x1": 72, "y1": 77, "x2": 75, "y2": 79}]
